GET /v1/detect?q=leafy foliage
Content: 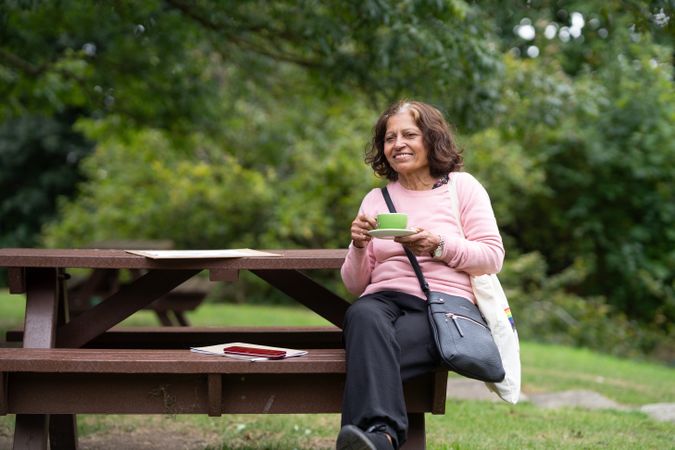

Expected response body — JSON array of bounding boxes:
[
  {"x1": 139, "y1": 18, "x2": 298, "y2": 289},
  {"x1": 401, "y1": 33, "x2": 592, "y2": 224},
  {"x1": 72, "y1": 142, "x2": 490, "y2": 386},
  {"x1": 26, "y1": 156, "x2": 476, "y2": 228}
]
[
  {"x1": 499, "y1": 252, "x2": 673, "y2": 360},
  {"x1": 43, "y1": 128, "x2": 274, "y2": 249},
  {"x1": 0, "y1": 113, "x2": 92, "y2": 247},
  {"x1": 0, "y1": 0, "x2": 217, "y2": 132},
  {"x1": 0, "y1": 0, "x2": 503, "y2": 252},
  {"x1": 0, "y1": 0, "x2": 502, "y2": 132},
  {"x1": 463, "y1": 37, "x2": 674, "y2": 349},
  {"x1": 522, "y1": 42, "x2": 673, "y2": 329}
]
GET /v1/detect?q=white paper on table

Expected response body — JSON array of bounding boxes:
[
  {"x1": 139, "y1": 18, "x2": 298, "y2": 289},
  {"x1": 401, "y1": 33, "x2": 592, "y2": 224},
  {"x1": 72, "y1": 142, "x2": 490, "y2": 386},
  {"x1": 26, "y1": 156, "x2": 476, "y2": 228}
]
[{"x1": 124, "y1": 249, "x2": 281, "y2": 259}]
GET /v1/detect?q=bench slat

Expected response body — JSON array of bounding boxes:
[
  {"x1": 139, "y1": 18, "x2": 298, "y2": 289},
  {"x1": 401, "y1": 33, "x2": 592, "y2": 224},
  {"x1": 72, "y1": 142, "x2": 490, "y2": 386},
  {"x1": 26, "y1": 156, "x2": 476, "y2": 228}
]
[
  {"x1": 0, "y1": 348, "x2": 345, "y2": 374},
  {"x1": 6, "y1": 326, "x2": 344, "y2": 349}
]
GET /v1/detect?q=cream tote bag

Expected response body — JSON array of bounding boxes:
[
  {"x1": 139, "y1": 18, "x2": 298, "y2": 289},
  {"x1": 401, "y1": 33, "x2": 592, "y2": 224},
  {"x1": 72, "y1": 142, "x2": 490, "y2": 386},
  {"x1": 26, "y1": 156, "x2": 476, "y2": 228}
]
[{"x1": 448, "y1": 174, "x2": 521, "y2": 404}]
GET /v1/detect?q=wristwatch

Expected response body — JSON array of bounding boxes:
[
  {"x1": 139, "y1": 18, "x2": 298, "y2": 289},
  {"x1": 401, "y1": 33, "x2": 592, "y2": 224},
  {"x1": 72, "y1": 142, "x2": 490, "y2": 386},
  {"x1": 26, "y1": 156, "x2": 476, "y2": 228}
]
[{"x1": 432, "y1": 235, "x2": 445, "y2": 258}]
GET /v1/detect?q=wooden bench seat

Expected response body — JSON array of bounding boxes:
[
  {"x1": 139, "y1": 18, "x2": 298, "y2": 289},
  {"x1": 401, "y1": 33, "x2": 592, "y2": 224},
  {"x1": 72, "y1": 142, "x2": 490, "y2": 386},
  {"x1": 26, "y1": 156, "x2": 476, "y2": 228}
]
[
  {"x1": 0, "y1": 347, "x2": 447, "y2": 448},
  {"x1": 6, "y1": 326, "x2": 344, "y2": 349}
]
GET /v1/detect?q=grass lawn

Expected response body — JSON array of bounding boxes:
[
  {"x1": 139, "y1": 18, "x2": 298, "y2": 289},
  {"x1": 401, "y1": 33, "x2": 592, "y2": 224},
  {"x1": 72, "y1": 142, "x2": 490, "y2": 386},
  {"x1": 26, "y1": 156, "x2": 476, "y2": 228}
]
[{"x1": 0, "y1": 289, "x2": 673, "y2": 449}]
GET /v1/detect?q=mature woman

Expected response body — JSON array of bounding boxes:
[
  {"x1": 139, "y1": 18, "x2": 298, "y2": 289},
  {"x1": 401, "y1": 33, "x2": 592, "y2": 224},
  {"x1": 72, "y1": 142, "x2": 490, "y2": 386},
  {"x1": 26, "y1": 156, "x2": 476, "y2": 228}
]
[{"x1": 336, "y1": 100, "x2": 505, "y2": 450}]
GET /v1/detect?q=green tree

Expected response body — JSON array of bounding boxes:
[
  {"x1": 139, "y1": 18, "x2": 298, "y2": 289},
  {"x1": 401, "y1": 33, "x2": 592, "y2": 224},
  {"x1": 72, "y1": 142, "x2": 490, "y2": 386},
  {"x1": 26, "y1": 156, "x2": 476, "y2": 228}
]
[
  {"x1": 0, "y1": 112, "x2": 92, "y2": 247},
  {"x1": 1, "y1": 0, "x2": 502, "y2": 132},
  {"x1": 465, "y1": 31, "x2": 674, "y2": 335},
  {"x1": 1, "y1": 0, "x2": 504, "y2": 251}
]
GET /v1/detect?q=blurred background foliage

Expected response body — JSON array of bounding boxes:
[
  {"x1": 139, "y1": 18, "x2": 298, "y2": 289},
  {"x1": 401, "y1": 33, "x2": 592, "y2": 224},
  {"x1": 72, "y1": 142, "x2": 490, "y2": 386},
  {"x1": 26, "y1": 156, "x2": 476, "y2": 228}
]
[{"x1": 1, "y1": 0, "x2": 673, "y2": 362}]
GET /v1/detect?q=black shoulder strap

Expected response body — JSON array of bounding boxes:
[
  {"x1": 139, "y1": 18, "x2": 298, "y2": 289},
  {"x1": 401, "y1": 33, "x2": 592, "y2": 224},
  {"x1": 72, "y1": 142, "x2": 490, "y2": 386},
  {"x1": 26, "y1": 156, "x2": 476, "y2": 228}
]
[{"x1": 381, "y1": 187, "x2": 430, "y2": 297}]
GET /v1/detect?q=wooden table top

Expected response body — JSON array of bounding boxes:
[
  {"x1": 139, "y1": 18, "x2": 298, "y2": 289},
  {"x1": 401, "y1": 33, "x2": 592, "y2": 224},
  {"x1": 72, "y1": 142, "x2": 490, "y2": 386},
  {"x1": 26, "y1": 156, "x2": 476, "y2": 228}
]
[{"x1": 0, "y1": 248, "x2": 347, "y2": 270}]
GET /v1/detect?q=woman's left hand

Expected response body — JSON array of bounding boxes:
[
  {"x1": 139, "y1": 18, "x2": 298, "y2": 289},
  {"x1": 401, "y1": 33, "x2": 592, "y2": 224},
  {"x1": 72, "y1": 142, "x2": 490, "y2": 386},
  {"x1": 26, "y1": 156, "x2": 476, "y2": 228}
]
[{"x1": 394, "y1": 228, "x2": 441, "y2": 257}]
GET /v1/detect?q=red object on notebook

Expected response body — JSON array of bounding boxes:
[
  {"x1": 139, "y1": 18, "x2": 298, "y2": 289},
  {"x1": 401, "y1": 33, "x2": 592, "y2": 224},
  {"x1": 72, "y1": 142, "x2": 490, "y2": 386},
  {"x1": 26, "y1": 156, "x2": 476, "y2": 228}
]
[{"x1": 223, "y1": 345, "x2": 287, "y2": 359}]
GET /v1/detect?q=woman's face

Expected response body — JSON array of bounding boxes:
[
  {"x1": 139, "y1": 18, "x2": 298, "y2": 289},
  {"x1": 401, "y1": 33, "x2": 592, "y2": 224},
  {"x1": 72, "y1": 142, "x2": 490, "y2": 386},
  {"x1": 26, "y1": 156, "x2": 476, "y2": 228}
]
[{"x1": 383, "y1": 111, "x2": 429, "y2": 178}]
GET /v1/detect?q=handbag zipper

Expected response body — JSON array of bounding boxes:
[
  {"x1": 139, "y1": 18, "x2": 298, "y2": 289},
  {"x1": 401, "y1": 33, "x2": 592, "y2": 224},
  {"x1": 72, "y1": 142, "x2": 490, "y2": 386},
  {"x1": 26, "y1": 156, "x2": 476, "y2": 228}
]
[{"x1": 445, "y1": 313, "x2": 488, "y2": 337}]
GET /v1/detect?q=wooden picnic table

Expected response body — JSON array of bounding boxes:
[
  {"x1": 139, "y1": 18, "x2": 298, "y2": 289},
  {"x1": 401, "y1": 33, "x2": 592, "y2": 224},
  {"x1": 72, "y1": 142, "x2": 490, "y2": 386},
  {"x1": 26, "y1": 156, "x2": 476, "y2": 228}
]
[
  {"x1": 0, "y1": 248, "x2": 447, "y2": 450},
  {"x1": 2, "y1": 248, "x2": 349, "y2": 347}
]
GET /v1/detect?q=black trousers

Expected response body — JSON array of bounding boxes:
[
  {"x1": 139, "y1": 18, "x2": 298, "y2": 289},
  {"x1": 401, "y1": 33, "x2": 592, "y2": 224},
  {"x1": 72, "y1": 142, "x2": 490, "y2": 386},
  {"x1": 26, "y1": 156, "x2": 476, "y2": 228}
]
[{"x1": 341, "y1": 290, "x2": 441, "y2": 447}]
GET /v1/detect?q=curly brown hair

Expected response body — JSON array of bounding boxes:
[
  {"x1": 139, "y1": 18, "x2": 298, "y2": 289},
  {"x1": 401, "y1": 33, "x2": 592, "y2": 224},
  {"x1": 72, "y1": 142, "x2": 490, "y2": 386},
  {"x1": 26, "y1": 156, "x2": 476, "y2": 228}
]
[{"x1": 365, "y1": 100, "x2": 463, "y2": 180}]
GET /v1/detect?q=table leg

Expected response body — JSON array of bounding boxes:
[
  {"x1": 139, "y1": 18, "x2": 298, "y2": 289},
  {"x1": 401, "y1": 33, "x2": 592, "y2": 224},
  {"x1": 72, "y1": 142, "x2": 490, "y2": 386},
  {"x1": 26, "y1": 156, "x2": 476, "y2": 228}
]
[
  {"x1": 56, "y1": 270, "x2": 70, "y2": 332},
  {"x1": 7, "y1": 267, "x2": 25, "y2": 294},
  {"x1": 155, "y1": 310, "x2": 174, "y2": 326},
  {"x1": 13, "y1": 415, "x2": 48, "y2": 450},
  {"x1": 402, "y1": 413, "x2": 426, "y2": 449},
  {"x1": 22, "y1": 268, "x2": 58, "y2": 349},
  {"x1": 174, "y1": 311, "x2": 189, "y2": 326},
  {"x1": 251, "y1": 269, "x2": 351, "y2": 328},
  {"x1": 49, "y1": 415, "x2": 78, "y2": 450},
  {"x1": 155, "y1": 310, "x2": 191, "y2": 326},
  {"x1": 15, "y1": 268, "x2": 58, "y2": 449},
  {"x1": 50, "y1": 271, "x2": 79, "y2": 449}
]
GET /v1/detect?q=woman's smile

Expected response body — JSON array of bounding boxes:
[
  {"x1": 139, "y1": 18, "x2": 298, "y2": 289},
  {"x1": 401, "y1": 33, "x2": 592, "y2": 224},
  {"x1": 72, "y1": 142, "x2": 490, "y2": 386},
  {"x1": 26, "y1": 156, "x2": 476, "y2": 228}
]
[{"x1": 392, "y1": 151, "x2": 414, "y2": 160}]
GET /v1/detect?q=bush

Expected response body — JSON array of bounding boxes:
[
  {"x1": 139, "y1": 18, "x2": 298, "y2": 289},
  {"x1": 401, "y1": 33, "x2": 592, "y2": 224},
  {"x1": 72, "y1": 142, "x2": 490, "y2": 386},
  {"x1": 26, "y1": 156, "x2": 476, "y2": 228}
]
[{"x1": 500, "y1": 252, "x2": 674, "y2": 362}]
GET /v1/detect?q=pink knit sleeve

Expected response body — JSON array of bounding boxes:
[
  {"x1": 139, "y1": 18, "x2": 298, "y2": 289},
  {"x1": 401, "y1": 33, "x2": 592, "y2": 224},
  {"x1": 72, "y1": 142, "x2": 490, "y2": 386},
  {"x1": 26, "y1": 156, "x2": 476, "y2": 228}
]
[
  {"x1": 340, "y1": 190, "x2": 378, "y2": 296},
  {"x1": 341, "y1": 243, "x2": 375, "y2": 296},
  {"x1": 441, "y1": 173, "x2": 505, "y2": 275}
]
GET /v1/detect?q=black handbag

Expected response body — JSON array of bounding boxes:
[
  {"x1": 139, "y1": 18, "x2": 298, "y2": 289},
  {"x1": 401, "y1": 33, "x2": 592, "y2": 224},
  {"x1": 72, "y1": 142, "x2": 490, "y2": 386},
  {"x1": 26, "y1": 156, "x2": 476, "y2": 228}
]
[{"x1": 381, "y1": 187, "x2": 505, "y2": 383}]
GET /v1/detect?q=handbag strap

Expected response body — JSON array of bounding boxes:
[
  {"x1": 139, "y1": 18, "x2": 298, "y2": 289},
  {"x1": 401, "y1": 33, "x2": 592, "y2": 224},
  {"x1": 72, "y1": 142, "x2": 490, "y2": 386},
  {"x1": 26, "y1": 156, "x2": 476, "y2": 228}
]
[{"x1": 381, "y1": 187, "x2": 430, "y2": 297}]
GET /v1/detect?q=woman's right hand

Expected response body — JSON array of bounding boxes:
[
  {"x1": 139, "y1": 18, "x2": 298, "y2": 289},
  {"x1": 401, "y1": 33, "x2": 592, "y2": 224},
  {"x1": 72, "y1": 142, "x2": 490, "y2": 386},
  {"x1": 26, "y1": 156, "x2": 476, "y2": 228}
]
[{"x1": 350, "y1": 213, "x2": 377, "y2": 248}]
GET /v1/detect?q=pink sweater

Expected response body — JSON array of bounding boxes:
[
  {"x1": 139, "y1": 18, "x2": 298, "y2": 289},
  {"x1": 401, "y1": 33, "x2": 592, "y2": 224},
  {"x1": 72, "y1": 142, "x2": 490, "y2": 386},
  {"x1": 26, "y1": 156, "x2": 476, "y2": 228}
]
[{"x1": 340, "y1": 172, "x2": 504, "y2": 302}]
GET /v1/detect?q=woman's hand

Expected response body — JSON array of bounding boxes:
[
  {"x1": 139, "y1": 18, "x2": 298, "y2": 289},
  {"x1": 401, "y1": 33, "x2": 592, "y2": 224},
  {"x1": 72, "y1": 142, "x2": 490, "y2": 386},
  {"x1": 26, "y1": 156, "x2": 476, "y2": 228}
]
[
  {"x1": 350, "y1": 213, "x2": 377, "y2": 248},
  {"x1": 395, "y1": 228, "x2": 441, "y2": 256}
]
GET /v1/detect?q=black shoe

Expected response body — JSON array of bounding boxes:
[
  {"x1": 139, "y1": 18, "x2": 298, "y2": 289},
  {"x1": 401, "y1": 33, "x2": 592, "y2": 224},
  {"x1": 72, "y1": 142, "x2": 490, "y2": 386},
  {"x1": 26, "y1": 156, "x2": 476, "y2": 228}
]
[{"x1": 336, "y1": 425, "x2": 393, "y2": 450}]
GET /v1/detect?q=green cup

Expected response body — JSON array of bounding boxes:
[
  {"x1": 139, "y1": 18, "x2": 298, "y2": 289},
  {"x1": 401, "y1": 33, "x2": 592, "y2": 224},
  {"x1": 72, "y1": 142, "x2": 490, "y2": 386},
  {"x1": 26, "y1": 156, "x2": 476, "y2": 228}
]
[{"x1": 377, "y1": 213, "x2": 408, "y2": 229}]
